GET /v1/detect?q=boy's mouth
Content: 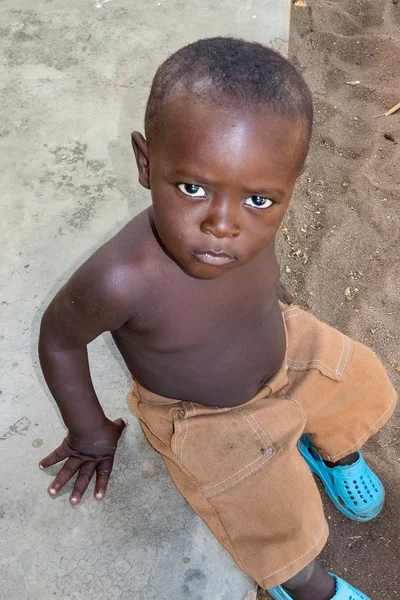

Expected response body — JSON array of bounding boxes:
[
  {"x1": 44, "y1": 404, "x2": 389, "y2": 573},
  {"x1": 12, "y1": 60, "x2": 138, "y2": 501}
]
[{"x1": 191, "y1": 249, "x2": 236, "y2": 266}]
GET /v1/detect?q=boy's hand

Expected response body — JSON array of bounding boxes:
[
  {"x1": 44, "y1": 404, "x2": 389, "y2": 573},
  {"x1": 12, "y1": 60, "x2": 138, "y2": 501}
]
[
  {"x1": 276, "y1": 280, "x2": 293, "y2": 305},
  {"x1": 39, "y1": 417, "x2": 127, "y2": 505}
]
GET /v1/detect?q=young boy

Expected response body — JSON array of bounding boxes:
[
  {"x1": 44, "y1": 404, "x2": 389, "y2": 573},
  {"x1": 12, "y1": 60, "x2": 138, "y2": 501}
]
[{"x1": 39, "y1": 38, "x2": 397, "y2": 600}]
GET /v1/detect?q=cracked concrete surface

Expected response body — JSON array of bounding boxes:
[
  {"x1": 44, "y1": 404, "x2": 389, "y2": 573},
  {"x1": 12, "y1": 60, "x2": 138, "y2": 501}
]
[{"x1": 0, "y1": 1, "x2": 289, "y2": 598}]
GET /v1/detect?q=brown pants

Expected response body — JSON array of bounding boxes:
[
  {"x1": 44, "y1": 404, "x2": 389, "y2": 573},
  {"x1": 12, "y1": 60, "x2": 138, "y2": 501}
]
[{"x1": 129, "y1": 305, "x2": 397, "y2": 589}]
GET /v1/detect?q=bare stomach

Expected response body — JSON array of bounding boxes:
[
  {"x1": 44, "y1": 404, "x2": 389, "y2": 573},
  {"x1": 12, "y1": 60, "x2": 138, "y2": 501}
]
[{"x1": 112, "y1": 300, "x2": 286, "y2": 407}]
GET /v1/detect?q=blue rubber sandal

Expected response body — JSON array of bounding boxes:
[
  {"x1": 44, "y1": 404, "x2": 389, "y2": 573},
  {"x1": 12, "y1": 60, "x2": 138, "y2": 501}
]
[
  {"x1": 298, "y1": 434, "x2": 384, "y2": 521},
  {"x1": 267, "y1": 572, "x2": 370, "y2": 599}
]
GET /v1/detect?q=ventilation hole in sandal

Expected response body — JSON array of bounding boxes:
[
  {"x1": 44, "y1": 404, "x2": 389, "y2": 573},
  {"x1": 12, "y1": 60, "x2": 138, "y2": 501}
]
[
  {"x1": 345, "y1": 485, "x2": 349, "y2": 489},
  {"x1": 354, "y1": 501, "x2": 358, "y2": 505},
  {"x1": 363, "y1": 500, "x2": 367, "y2": 503},
  {"x1": 353, "y1": 480, "x2": 357, "y2": 484},
  {"x1": 370, "y1": 494, "x2": 373, "y2": 498},
  {"x1": 355, "y1": 485, "x2": 359, "y2": 489}
]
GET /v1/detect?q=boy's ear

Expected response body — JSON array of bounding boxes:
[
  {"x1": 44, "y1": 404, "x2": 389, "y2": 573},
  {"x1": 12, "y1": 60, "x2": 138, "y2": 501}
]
[{"x1": 131, "y1": 131, "x2": 150, "y2": 189}]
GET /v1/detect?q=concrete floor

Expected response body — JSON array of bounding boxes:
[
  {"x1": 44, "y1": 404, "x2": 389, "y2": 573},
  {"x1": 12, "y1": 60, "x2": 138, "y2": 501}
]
[{"x1": 0, "y1": 1, "x2": 290, "y2": 599}]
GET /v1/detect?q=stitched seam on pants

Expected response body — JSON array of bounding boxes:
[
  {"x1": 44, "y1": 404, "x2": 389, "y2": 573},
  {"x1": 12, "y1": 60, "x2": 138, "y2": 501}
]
[
  {"x1": 173, "y1": 414, "x2": 181, "y2": 456},
  {"x1": 174, "y1": 458, "x2": 249, "y2": 575},
  {"x1": 287, "y1": 365, "x2": 338, "y2": 376},
  {"x1": 180, "y1": 403, "x2": 196, "y2": 462},
  {"x1": 205, "y1": 457, "x2": 273, "y2": 498},
  {"x1": 242, "y1": 414, "x2": 267, "y2": 447},
  {"x1": 243, "y1": 410, "x2": 273, "y2": 445},
  {"x1": 202, "y1": 410, "x2": 273, "y2": 491},
  {"x1": 180, "y1": 411, "x2": 189, "y2": 462},
  {"x1": 282, "y1": 392, "x2": 307, "y2": 425},
  {"x1": 241, "y1": 410, "x2": 273, "y2": 448},
  {"x1": 323, "y1": 393, "x2": 397, "y2": 460},
  {"x1": 334, "y1": 333, "x2": 345, "y2": 377},
  {"x1": 283, "y1": 306, "x2": 302, "y2": 317},
  {"x1": 202, "y1": 454, "x2": 268, "y2": 492},
  {"x1": 259, "y1": 524, "x2": 328, "y2": 582},
  {"x1": 287, "y1": 359, "x2": 337, "y2": 374},
  {"x1": 337, "y1": 335, "x2": 351, "y2": 377},
  {"x1": 284, "y1": 312, "x2": 303, "y2": 322}
]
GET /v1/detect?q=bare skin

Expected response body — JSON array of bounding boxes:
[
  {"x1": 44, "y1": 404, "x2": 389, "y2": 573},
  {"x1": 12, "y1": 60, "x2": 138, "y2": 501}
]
[
  {"x1": 39, "y1": 100, "x2": 306, "y2": 502},
  {"x1": 38, "y1": 98, "x2": 349, "y2": 599}
]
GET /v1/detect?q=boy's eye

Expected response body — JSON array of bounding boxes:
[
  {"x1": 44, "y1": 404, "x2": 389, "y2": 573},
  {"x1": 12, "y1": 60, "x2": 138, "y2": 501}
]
[
  {"x1": 244, "y1": 196, "x2": 273, "y2": 209},
  {"x1": 178, "y1": 183, "x2": 207, "y2": 197}
]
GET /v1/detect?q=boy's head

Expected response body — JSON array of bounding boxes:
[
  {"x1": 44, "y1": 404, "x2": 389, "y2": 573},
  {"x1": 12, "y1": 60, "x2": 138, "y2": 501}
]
[{"x1": 132, "y1": 37, "x2": 313, "y2": 280}]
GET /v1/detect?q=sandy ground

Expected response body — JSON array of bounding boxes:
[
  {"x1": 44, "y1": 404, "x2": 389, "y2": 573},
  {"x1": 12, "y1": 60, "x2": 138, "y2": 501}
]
[{"x1": 260, "y1": 0, "x2": 400, "y2": 598}]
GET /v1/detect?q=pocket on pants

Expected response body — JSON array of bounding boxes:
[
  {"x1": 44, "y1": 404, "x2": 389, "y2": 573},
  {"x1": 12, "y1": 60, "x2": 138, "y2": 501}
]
[
  {"x1": 171, "y1": 403, "x2": 277, "y2": 499},
  {"x1": 284, "y1": 307, "x2": 354, "y2": 382}
]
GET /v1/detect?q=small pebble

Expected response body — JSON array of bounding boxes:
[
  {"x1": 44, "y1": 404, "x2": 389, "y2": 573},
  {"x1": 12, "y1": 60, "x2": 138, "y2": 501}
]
[
  {"x1": 384, "y1": 133, "x2": 396, "y2": 142},
  {"x1": 382, "y1": 297, "x2": 390, "y2": 305}
]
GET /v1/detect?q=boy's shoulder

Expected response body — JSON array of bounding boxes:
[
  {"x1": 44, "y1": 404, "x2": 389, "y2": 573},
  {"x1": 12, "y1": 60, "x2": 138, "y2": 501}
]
[{"x1": 63, "y1": 208, "x2": 165, "y2": 318}]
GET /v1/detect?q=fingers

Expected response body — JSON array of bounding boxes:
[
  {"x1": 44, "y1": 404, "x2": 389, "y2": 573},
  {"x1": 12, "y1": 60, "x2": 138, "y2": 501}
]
[
  {"x1": 94, "y1": 457, "x2": 114, "y2": 501},
  {"x1": 70, "y1": 461, "x2": 97, "y2": 505},
  {"x1": 39, "y1": 442, "x2": 71, "y2": 469},
  {"x1": 48, "y1": 456, "x2": 82, "y2": 497}
]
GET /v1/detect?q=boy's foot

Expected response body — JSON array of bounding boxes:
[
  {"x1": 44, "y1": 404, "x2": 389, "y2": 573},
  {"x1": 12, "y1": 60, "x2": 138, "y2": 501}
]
[
  {"x1": 298, "y1": 434, "x2": 384, "y2": 521},
  {"x1": 267, "y1": 573, "x2": 370, "y2": 600}
]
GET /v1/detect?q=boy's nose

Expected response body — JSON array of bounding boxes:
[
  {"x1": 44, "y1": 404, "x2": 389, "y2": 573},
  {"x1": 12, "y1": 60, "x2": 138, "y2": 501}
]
[{"x1": 200, "y1": 199, "x2": 240, "y2": 239}]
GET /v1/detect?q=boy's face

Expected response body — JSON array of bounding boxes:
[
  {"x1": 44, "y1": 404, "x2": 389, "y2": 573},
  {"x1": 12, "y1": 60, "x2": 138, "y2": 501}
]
[{"x1": 132, "y1": 97, "x2": 307, "y2": 280}]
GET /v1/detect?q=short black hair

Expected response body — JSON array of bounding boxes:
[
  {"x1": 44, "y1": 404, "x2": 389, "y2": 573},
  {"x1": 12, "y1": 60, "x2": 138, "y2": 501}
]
[{"x1": 145, "y1": 36, "x2": 313, "y2": 152}]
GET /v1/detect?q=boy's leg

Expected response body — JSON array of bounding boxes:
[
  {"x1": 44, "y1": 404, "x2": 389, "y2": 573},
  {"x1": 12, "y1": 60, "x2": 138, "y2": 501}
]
[
  {"x1": 268, "y1": 558, "x2": 371, "y2": 600},
  {"x1": 281, "y1": 560, "x2": 335, "y2": 600},
  {"x1": 325, "y1": 453, "x2": 358, "y2": 467},
  {"x1": 129, "y1": 379, "x2": 331, "y2": 589},
  {"x1": 282, "y1": 305, "x2": 397, "y2": 464},
  {"x1": 282, "y1": 305, "x2": 396, "y2": 520}
]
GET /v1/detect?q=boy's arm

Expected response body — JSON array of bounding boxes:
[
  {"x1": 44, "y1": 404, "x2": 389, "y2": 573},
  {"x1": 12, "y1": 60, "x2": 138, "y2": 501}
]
[{"x1": 39, "y1": 254, "x2": 136, "y2": 504}]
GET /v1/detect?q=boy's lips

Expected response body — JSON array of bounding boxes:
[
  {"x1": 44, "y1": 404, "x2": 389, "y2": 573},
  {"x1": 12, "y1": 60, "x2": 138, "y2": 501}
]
[{"x1": 191, "y1": 249, "x2": 236, "y2": 266}]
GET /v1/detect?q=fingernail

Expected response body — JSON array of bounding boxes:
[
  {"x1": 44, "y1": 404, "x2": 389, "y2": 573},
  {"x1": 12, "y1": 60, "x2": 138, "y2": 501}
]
[
  {"x1": 39, "y1": 464, "x2": 44, "y2": 469},
  {"x1": 95, "y1": 493, "x2": 103, "y2": 500},
  {"x1": 70, "y1": 496, "x2": 79, "y2": 504},
  {"x1": 122, "y1": 418, "x2": 128, "y2": 426},
  {"x1": 48, "y1": 487, "x2": 57, "y2": 495}
]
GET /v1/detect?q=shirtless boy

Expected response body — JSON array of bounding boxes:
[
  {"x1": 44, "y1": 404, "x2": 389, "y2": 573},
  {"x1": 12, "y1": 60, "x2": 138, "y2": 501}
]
[{"x1": 39, "y1": 38, "x2": 397, "y2": 600}]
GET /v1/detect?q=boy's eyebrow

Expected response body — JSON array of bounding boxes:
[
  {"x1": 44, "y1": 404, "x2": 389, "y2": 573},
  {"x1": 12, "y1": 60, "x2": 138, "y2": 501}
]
[
  {"x1": 166, "y1": 168, "x2": 286, "y2": 198},
  {"x1": 166, "y1": 168, "x2": 214, "y2": 184}
]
